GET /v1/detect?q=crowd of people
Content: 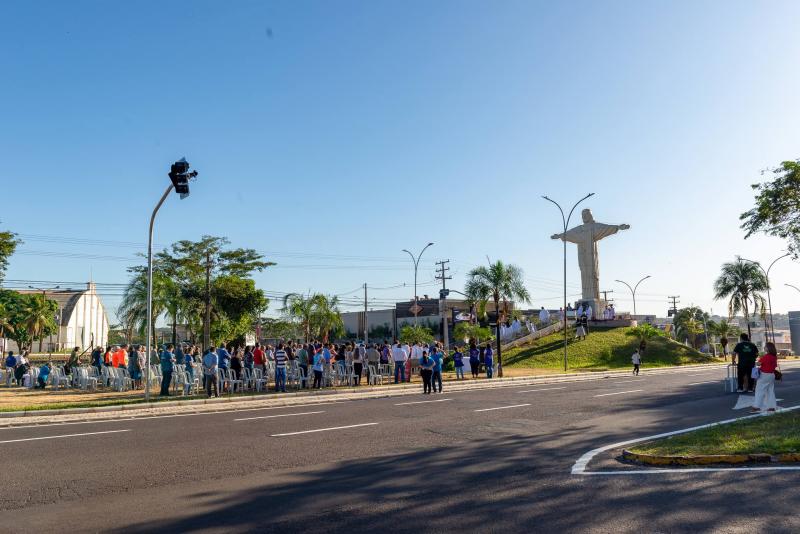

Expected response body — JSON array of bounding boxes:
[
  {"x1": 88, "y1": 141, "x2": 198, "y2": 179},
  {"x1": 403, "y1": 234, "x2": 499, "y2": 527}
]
[{"x1": 2, "y1": 338, "x2": 500, "y2": 397}]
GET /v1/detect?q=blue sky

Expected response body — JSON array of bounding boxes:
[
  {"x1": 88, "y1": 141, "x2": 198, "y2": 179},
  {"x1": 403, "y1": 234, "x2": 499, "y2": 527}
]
[{"x1": 2, "y1": 0, "x2": 800, "y2": 320}]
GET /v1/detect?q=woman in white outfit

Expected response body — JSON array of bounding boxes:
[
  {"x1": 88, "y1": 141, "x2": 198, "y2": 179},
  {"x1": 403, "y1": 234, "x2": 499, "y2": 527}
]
[{"x1": 751, "y1": 342, "x2": 778, "y2": 413}]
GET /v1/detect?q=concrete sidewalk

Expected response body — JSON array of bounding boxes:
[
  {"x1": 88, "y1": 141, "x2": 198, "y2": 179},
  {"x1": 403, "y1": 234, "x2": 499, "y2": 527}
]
[{"x1": 0, "y1": 362, "x2": 730, "y2": 427}]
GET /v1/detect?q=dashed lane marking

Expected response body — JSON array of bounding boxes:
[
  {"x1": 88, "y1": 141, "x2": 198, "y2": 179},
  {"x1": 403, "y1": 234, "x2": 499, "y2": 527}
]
[
  {"x1": 234, "y1": 411, "x2": 325, "y2": 422},
  {"x1": 0, "y1": 429, "x2": 130, "y2": 444},
  {"x1": 594, "y1": 390, "x2": 643, "y2": 397},
  {"x1": 394, "y1": 399, "x2": 452, "y2": 406},
  {"x1": 271, "y1": 422, "x2": 379, "y2": 437},
  {"x1": 474, "y1": 403, "x2": 531, "y2": 412}
]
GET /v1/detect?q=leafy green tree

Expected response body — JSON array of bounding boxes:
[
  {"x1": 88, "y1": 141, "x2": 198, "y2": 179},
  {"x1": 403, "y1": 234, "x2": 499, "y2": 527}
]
[
  {"x1": 20, "y1": 294, "x2": 58, "y2": 352},
  {"x1": 453, "y1": 322, "x2": 494, "y2": 345},
  {"x1": 713, "y1": 260, "x2": 768, "y2": 339},
  {"x1": 258, "y1": 317, "x2": 302, "y2": 341},
  {"x1": 399, "y1": 324, "x2": 434, "y2": 345},
  {"x1": 465, "y1": 260, "x2": 531, "y2": 376},
  {"x1": 627, "y1": 323, "x2": 666, "y2": 352},
  {"x1": 740, "y1": 159, "x2": 800, "y2": 256},
  {"x1": 707, "y1": 320, "x2": 741, "y2": 357},
  {"x1": 0, "y1": 226, "x2": 21, "y2": 284},
  {"x1": 671, "y1": 307, "x2": 709, "y2": 349},
  {"x1": 282, "y1": 293, "x2": 344, "y2": 342}
]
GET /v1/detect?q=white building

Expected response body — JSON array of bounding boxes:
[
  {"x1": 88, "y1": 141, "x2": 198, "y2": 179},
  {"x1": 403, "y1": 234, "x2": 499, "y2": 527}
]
[{"x1": 4, "y1": 282, "x2": 109, "y2": 353}]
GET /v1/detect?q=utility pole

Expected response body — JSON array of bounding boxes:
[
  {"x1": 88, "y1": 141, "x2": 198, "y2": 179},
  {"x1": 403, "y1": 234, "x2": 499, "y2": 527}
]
[
  {"x1": 364, "y1": 283, "x2": 368, "y2": 345},
  {"x1": 435, "y1": 260, "x2": 452, "y2": 350},
  {"x1": 204, "y1": 251, "x2": 212, "y2": 350},
  {"x1": 668, "y1": 296, "x2": 680, "y2": 317},
  {"x1": 600, "y1": 289, "x2": 614, "y2": 303}
]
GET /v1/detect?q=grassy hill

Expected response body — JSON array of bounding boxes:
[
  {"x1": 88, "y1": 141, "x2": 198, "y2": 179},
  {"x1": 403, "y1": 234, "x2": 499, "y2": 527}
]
[{"x1": 503, "y1": 326, "x2": 716, "y2": 372}]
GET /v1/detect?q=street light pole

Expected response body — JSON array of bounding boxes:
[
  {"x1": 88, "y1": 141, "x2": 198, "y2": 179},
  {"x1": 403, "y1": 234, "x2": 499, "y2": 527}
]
[
  {"x1": 145, "y1": 158, "x2": 197, "y2": 402},
  {"x1": 615, "y1": 275, "x2": 651, "y2": 318},
  {"x1": 402, "y1": 243, "x2": 434, "y2": 326},
  {"x1": 145, "y1": 184, "x2": 174, "y2": 402},
  {"x1": 786, "y1": 284, "x2": 800, "y2": 294},
  {"x1": 543, "y1": 193, "x2": 594, "y2": 373},
  {"x1": 739, "y1": 253, "x2": 789, "y2": 343}
]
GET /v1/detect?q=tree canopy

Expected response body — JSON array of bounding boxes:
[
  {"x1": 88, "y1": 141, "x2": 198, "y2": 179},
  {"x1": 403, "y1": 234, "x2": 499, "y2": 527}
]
[{"x1": 740, "y1": 159, "x2": 800, "y2": 256}]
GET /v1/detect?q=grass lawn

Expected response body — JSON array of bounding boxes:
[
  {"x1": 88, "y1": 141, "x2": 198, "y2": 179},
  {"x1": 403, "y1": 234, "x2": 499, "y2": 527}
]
[
  {"x1": 630, "y1": 411, "x2": 800, "y2": 456},
  {"x1": 503, "y1": 326, "x2": 716, "y2": 372}
]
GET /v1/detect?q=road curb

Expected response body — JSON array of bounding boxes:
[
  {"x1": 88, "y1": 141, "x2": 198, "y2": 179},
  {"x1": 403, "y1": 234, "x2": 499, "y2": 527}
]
[
  {"x1": 622, "y1": 449, "x2": 793, "y2": 466},
  {"x1": 0, "y1": 361, "x2": 730, "y2": 424}
]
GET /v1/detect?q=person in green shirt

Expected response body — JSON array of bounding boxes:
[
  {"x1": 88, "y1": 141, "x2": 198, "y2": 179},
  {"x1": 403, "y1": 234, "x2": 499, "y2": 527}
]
[{"x1": 732, "y1": 333, "x2": 758, "y2": 393}]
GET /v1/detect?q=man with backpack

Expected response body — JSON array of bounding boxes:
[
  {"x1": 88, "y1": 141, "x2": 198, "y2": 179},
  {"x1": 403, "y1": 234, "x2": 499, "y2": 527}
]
[{"x1": 732, "y1": 333, "x2": 759, "y2": 393}]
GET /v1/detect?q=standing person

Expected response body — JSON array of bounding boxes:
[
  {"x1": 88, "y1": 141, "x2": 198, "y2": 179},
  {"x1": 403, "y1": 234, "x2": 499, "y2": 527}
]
[
  {"x1": 392, "y1": 341, "x2": 408, "y2": 384},
  {"x1": 274, "y1": 343, "x2": 287, "y2": 392},
  {"x1": 129, "y1": 345, "x2": 142, "y2": 387},
  {"x1": 575, "y1": 313, "x2": 588, "y2": 341},
  {"x1": 431, "y1": 345, "x2": 444, "y2": 393},
  {"x1": 159, "y1": 344, "x2": 176, "y2": 396},
  {"x1": 217, "y1": 344, "x2": 231, "y2": 374},
  {"x1": 733, "y1": 333, "x2": 759, "y2": 393},
  {"x1": 312, "y1": 347, "x2": 325, "y2": 389},
  {"x1": 137, "y1": 345, "x2": 147, "y2": 389},
  {"x1": 202, "y1": 347, "x2": 219, "y2": 398},
  {"x1": 253, "y1": 343, "x2": 266, "y2": 375},
  {"x1": 103, "y1": 346, "x2": 113, "y2": 367},
  {"x1": 468, "y1": 342, "x2": 481, "y2": 379},
  {"x1": 352, "y1": 343, "x2": 365, "y2": 386},
  {"x1": 184, "y1": 346, "x2": 198, "y2": 393},
  {"x1": 484, "y1": 343, "x2": 494, "y2": 379},
  {"x1": 752, "y1": 342, "x2": 779, "y2": 413},
  {"x1": 66, "y1": 346, "x2": 81, "y2": 374},
  {"x1": 243, "y1": 346, "x2": 254, "y2": 372},
  {"x1": 539, "y1": 307, "x2": 550, "y2": 327},
  {"x1": 90, "y1": 347, "x2": 103, "y2": 374},
  {"x1": 296, "y1": 344, "x2": 309, "y2": 388},
  {"x1": 453, "y1": 346, "x2": 465, "y2": 380},
  {"x1": 230, "y1": 348, "x2": 243, "y2": 382},
  {"x1": 420, "y1": 351, "x2": 434, "y2": 394},
  {"x1": 632, "y1": 349, "x2": 641, "y2": 376}
]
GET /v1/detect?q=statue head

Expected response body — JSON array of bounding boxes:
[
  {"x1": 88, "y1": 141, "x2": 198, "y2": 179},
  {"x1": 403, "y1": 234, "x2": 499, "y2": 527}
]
[{"x1": 581, "y1": 208, "x2": 594, "y2": 223}]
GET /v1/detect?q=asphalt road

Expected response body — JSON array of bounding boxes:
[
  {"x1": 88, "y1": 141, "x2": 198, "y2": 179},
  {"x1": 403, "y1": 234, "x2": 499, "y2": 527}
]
[{"x1": 2, "y1": 364, "x2": 800, "y2": 533}]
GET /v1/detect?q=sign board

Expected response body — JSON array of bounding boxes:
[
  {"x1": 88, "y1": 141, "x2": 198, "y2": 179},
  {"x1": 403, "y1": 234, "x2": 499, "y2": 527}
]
[{"x1": 409, "y1": 304, "x2": 423, "y2": 315}]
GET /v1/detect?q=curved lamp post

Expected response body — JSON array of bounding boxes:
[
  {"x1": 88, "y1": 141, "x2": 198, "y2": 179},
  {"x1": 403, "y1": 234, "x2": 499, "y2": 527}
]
[
  {"x1": 739, "y1": 253, "x2": 789, "y2": 343},
  {"x1": 402, "y1": 242, "x2": 434, "y2": 325},
  {"x1": 543, "y1": 193, "x2": 594, "y2": 372},
  {"x1": 615, "y1": 275, "x2": 651, "y2": 317}
]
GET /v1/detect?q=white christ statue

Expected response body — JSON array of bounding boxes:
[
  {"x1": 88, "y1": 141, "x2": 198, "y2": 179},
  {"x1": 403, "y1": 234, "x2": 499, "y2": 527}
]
[{"x1": 551, "y1": 208, "x2": 630, "y2": 306}]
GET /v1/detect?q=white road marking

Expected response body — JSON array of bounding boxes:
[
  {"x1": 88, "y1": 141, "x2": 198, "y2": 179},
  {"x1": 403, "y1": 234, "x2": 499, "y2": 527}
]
[
  {"x1": 687, "y1": 373, "x2": 714, "y2": 377},
  {"x1": 271, "y1": 422, "x2": 379, "y2": 437},
  {"x1": 594, "y1": 389, "x2": 643, "y2": 397},
  {"x1": 517, "y1": 387, "x2": 566, "y2": 393},
  {"x1": 394, "y1": 399, "x2": 452, "y2": 406},
  {"x1": 571, "y1": 404, "x2": 800, "y2": 476},
  {"x1": 234, "y1": 411, "x2": 325, "y2": 421},
  {"x1": 474, "y1": 403, "x2": 531, "y2": 412},
  {"x1": 688, "y1": 381, "x2": 717, "y2": 385},
  {"x1": 0, "y1": 429, "x2": 130, "y2": 444}
]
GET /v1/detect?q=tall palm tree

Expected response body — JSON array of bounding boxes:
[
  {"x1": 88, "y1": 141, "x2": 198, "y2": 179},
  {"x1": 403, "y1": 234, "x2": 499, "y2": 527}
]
[
  {"x1": 118, "y1": 270, "x2": 173, "y2": 347},
  {"x1": 312, "y1": 295, "x2": 345, "y2": 342},
  {"x1": 465, "y1": 260, "x2": 531, "y2": 376},
  {"x1": 282, "y1": 293, "x2": 317, "y2": 342},
  {"x1": 713, "y1": 260, "x2": 768, "y2": 339},
  {"x1": 708, "y1": 320, "x2": 740, "y2": 357},
  {"x1": 22, "y1": 294, "x2": 56, "y2": 352},
  {"x1": 0, "y1": 302, "x2": 14, "y2": 342}
]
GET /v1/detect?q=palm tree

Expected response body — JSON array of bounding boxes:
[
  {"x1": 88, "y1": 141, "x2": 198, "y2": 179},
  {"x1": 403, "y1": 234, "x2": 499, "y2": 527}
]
[
  {"x1": 465, "y1": 260, "x2": 531, "y2": 376},
  {"x1": 708, "y1": 320, "x2": 740, "y2": 358},
  {"x1": 713, "y1": 260, "x2": 768, "y2": 339},
  {"x1": 672, "y1": 306, "x2": 708, "y2": 349},
  {"x1": 0, "y1": 302, "x2": 14, "y2": 342},
  {"x1": 282, "y1": 293, "x2": 317, "y2": 342},
  {"x1": 22, "y1": 294, "x2": 56, "y2": 352},
  {"x1": 311, "y1": 295, "x2": 344, "y2": 342}
]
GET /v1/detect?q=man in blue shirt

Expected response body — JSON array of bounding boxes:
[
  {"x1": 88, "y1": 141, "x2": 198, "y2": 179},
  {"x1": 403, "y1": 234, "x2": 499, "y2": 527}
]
[
  {"x1": 160, "y1": 344, "x2": 176, "y2": 396},
  {"x1": 217, "y1": 345, "x2": 231, "y2": 371},
  {"x1": 484, "y1": 343, "x2": 494, "y2": 379},
  {"x1": 202, "y1": 347, "x2": 219, "y2": 398},
  {"x1": 430, "y1": 347, "x2": 444, "y2": 393}
]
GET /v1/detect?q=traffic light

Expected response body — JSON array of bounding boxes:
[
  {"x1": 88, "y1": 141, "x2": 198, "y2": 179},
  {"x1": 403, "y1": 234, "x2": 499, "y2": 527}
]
[{"x1": 168, "y1": 158, "x2": 197, "y2": 199}]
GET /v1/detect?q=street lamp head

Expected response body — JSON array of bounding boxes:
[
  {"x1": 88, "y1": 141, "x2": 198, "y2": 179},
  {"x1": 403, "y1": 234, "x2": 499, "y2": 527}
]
[{"x1": 427, "y1": 242, "x2": 434, "y2": 247}]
